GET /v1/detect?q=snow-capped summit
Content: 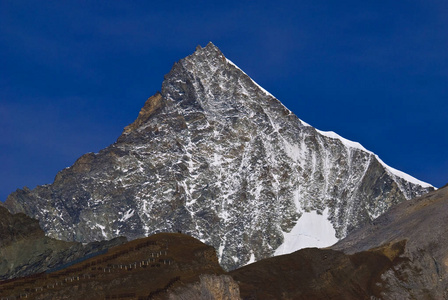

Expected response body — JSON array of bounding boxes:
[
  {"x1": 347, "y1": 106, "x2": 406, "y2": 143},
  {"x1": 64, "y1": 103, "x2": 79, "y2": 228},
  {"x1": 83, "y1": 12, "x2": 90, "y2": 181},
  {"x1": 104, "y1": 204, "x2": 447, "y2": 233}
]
[{"x1": 4, "y1": 42, "x2": 433, "y2": 270}]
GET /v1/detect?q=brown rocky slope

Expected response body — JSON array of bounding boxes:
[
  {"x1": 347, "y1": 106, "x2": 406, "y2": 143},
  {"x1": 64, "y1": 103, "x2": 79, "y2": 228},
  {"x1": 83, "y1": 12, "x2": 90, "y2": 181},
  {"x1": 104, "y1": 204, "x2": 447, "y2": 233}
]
[
  {"x1": 332, "y1": 183, "x2": 448, "y2": 298},
  {"x1": 0, "y1": 233, "x2": 236, "y2": 300}
]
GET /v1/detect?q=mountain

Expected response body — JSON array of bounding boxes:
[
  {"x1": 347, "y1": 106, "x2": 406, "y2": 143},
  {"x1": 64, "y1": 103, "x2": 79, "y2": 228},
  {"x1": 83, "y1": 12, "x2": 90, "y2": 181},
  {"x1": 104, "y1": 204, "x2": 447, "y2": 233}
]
[
  {"x1": 0, "y1": 206, "x2": 126, "y2": 280},
  {"x1": 3, "y1": 42, "x2": 433, "y2": 270}
]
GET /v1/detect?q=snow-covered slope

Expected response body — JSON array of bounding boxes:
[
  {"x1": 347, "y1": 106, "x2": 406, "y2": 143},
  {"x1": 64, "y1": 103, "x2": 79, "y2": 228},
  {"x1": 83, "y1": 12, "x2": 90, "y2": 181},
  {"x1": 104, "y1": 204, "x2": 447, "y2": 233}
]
[{"x1": 4, "y1": 42, "x2": 433, "y2": 270}]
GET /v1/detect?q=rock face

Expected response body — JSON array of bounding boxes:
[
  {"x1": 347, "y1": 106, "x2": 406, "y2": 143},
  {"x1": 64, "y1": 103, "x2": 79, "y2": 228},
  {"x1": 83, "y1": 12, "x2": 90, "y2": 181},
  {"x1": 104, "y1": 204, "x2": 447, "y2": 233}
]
[
  {"x1": 3, "y1": 42, "x2": 433, "y2": 270},
  {"x1": 0, "y1": 206, "x2": 126, "y2": 280},
  {"x1": 168, "y1": 274, "x2": 241, "y2": 300}
]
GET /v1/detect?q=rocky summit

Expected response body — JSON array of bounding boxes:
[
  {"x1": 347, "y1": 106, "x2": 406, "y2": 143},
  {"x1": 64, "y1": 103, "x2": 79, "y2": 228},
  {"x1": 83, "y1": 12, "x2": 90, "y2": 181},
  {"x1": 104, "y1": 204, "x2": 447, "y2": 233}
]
[{"x1": 3, "y1": 42, "x2": 433, "y2": 270}]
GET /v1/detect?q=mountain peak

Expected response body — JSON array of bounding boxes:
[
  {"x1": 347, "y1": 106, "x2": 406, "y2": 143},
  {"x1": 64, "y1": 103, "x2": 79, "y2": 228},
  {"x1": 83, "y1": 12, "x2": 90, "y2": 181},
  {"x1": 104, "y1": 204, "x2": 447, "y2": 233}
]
[
  {"x1": 193, "y1": 41, "x2": 222, "y2": 55},
  {"x1": 182, "y1": 41, "x2": 226, "y2": 73},
  {"x1": 160, "y1": 42, "x2": 285, "y2": 127}
]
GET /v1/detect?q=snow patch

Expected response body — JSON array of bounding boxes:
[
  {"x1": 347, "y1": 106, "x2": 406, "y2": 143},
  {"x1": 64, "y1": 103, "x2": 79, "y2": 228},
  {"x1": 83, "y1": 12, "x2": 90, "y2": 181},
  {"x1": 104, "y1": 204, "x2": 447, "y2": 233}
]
[
  {"x1": 300, "y1": 119, "x2": 312, "y2": 127},
  {"x1": 120, "y1": 209, "x2": 135, "y2": 222},
  {"x1": 274, "y1": 208, "x2": 338, "y2": 256},
  {"x1": 96, "y1": 224, "x2": 107, "y2": 239},
  {"x1": 245, "y1": 252, "x2": 256, "y2": 266},
  {"x1": 316, "y1": 129, "x2": 368, "y2": 152}
]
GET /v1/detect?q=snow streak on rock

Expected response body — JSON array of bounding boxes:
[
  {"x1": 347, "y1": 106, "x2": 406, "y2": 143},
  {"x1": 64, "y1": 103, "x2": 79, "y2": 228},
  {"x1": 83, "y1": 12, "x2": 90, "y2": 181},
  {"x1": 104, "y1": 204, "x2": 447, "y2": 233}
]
[{"x1": 4, "y1": 42, "x2": 434, "y2": 270}]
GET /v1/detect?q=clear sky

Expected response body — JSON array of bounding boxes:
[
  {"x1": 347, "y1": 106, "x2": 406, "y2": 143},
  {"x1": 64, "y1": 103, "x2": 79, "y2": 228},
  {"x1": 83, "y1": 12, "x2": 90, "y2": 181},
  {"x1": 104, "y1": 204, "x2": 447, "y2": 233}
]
[{"x1": 1, "y1": 1, "x2": 447, "y2": 201}]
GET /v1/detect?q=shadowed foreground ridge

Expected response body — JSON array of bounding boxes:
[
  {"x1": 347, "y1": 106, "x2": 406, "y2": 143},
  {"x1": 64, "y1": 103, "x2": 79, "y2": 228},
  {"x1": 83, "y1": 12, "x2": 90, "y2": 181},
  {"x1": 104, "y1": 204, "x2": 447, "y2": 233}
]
[
  {"x1": 0, "y1": 233, "x2": 235, "y2": 299},
  {"x1": 2, "y1": 42, "x2": 433, "y2": 270},
  {"x1": 230, "y1": 240, "x2": 406, "y2": 299}
]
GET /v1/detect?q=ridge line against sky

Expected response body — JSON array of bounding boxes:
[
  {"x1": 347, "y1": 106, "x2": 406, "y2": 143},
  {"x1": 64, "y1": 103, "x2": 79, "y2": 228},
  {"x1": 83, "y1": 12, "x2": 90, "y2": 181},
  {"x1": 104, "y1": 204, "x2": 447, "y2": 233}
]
[{"x1": 1, "y1": 1, "x2": 447, "y2": 201}]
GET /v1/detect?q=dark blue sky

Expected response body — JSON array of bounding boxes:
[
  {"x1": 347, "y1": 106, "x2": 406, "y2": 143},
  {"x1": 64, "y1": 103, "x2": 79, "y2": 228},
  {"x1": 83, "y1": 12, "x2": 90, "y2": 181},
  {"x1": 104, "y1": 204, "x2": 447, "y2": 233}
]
[{"x1": 1, "y1": 1, "x2": 447, "y2": 201}]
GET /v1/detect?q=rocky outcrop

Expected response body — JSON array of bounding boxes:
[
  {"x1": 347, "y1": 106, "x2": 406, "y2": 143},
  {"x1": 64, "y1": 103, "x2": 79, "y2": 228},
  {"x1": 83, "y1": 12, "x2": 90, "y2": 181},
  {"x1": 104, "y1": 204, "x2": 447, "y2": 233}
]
[
  {"x1": 3, "y1": 42, "x2": 433, "y2": 270},
  {"x1": 332, "y1": 184, "x2": 448, "y2": 299},
  {"x1": 168, "y1": 274, "x2": 241, "y2": 300},
  {"x1": 0, "y1": 206, "x2": 126, "y2": 280}
]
